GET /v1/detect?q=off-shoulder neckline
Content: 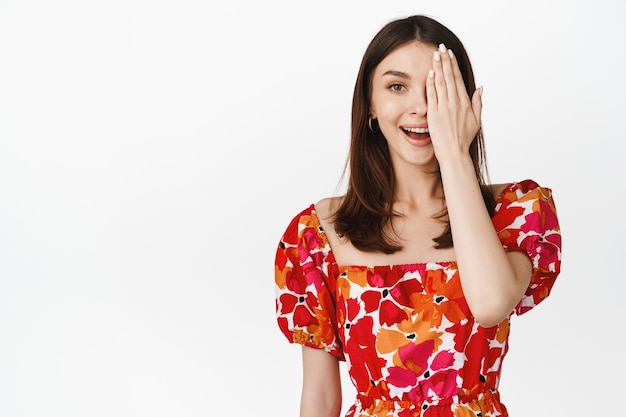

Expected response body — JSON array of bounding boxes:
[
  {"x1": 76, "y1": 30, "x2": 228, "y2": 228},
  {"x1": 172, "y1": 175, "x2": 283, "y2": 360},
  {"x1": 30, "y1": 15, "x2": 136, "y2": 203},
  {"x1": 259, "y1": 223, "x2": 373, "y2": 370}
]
[{"x1": 310, "y1": 180, "x2": 534, "y2": 270}]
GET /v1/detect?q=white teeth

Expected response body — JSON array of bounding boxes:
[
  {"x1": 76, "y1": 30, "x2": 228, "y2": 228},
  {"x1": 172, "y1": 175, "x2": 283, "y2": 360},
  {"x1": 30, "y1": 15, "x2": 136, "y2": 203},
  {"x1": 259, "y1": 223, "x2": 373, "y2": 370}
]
[{"x1": 404, "y1": 127, "x2": 429, "y2": 133}]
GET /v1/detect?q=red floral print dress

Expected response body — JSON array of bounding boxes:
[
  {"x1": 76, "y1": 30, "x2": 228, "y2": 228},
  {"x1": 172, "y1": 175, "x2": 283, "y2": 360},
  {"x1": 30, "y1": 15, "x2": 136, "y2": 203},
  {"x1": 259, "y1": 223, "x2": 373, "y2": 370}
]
[{"x1": 274, "y1": 179, "x2": 562, "y2": 417}]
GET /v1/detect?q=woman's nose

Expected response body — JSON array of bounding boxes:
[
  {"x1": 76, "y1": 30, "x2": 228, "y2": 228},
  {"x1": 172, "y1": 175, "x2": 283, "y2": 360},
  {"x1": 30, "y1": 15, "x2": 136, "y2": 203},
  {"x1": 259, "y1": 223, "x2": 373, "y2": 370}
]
[{"x1": 409, "y1": 91, "x2": 428, "y2": 116}]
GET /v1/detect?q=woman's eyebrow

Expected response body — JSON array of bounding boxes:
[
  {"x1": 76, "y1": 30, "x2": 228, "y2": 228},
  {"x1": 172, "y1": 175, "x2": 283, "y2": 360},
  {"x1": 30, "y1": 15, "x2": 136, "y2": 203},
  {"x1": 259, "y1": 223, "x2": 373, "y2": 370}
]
[{"x1": 381, "y1": 70, "x2": 411, "y2": 79}]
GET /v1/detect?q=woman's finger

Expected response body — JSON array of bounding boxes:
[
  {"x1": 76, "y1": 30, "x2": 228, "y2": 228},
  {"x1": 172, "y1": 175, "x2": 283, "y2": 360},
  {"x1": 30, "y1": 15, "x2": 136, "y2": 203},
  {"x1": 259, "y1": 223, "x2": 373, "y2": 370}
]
[
  {"x1": 426, "y1": 68, "x2": 437, "y2": 114},
  {"x1": 450, "y1": 49, "x2": 470, "y2": 106},
  {"x1": 438, "y1": 44, "x2": 457, "y2": 103},
  {"x1": 432, "y1": 49, "x2": 447, "y2": 107}
]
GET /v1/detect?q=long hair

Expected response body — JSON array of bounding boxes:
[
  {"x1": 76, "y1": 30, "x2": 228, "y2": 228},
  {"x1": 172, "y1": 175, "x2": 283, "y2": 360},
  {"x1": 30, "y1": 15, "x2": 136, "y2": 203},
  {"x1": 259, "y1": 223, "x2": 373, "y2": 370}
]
[{"x1": 333, "y1": 15, "x2": 495, "y2": 253}]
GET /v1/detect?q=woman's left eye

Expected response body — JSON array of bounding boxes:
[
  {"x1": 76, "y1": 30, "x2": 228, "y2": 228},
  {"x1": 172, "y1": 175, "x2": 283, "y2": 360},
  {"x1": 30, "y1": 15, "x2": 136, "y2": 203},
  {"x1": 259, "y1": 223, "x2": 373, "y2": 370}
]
[{"x1": 389, "y1": 84, "x2": 405, "y2": 92}]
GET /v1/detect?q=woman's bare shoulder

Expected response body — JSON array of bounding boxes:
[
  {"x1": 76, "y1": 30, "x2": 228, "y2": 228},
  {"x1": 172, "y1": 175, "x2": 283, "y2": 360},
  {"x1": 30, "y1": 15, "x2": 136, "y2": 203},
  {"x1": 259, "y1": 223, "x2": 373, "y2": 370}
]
[
  {"x1": 314, "y1": 196, "x2": 345, "y2": 248},
  {"x1": 314, "y1": 196, "x2": 343, "y2": 222}
]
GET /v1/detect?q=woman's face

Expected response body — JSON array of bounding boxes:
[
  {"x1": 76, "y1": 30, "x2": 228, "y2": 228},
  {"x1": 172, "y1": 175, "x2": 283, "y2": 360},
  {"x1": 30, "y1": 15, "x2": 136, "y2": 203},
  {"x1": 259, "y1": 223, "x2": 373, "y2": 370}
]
[{"x1": 370, "y1": 40, "x2": 438, "y2": 168}]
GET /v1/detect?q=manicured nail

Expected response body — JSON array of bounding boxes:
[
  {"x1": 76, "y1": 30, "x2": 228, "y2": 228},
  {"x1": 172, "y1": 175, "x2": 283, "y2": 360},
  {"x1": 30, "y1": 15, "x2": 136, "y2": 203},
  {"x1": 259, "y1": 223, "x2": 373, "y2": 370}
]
[
  {"x1": 439, "y1": 43, "x2": 446, "y2": 53},
  {"x1": 429, "y1": 69, "x2": 434, "y2": 79},
  {"x1": 434, "y1": 51, "x2": 440, "y2": 62},
  {"x1": 478, "y1": 86, "x2": 483, "y2": 96},
  {"x1": 448, "y1": 49, "x2": 454, "y2": 59}
]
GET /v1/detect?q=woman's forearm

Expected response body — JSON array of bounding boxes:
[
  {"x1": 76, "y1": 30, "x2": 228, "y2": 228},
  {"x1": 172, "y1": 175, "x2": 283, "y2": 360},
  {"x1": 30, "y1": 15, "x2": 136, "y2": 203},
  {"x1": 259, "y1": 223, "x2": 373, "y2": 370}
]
[{"x1": 439, "y1": 155, "x2": 531, "y2": 326}]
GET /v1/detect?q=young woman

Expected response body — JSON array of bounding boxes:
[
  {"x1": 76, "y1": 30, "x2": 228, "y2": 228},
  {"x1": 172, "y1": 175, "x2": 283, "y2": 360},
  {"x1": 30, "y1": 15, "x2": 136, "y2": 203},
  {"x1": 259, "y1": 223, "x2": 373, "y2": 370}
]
[{"x1": 274, "y1": 14, "x2": 561, "y2": 417}]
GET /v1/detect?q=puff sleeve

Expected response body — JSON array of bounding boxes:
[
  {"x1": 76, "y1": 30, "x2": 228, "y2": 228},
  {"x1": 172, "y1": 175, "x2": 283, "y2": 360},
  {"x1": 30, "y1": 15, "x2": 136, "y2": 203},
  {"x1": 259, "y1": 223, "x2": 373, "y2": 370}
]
[
  {"x1": 274, "y1": 205, "x2": 344, "y2": 360},
  {"x1": 492, "y1": 179, "x2": 562, "y2": 316}
]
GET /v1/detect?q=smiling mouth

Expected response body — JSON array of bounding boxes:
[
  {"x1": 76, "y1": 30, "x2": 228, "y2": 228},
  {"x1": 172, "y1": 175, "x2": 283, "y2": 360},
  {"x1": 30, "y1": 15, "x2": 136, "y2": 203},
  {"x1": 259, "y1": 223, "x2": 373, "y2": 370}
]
[
  {"x1": 402, "y1": 127, "x2": 429, "y2": 134},
  {"x1": 402, "y1": 127, "x2": 430, "y2": 141}
]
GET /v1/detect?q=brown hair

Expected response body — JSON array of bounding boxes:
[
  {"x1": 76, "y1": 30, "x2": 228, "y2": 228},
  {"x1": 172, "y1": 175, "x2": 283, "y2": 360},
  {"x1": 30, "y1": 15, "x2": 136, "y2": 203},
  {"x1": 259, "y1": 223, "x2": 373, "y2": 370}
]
[{"x1": 333, "y1": 15, "x2": 495, "y2": 253}]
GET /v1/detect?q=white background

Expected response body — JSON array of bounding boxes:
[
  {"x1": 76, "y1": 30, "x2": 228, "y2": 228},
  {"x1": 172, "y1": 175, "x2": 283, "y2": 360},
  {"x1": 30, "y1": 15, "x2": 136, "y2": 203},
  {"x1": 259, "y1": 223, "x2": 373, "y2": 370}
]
[{"x1": 1, "y1": 0, "x2": 624, "y2": 415}]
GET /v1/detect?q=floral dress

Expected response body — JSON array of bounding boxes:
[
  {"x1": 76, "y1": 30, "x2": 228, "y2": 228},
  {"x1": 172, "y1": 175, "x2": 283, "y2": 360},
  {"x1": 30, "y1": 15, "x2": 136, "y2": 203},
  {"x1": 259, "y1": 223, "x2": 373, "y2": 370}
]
[{"x1": 274, "y1": 179, "x2": 562, "y2": 417}]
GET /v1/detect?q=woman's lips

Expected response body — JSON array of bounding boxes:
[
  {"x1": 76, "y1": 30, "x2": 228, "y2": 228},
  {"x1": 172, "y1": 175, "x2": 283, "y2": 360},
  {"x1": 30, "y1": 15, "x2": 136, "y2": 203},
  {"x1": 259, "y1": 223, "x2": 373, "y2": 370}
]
[{"x1": 402, "y1": 127, "x2": 431, "y2": 146}]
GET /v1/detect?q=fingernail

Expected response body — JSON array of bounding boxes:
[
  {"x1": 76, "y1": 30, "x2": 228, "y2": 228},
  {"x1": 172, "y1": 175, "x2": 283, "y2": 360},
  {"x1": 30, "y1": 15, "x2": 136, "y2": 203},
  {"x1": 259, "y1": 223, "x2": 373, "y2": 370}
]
[
  {"x1": 434, "y1": 51, "x2": 440, "y2": 62},
  {"x1": 429, "y1": 69, "x2": 434, "y2": 79},
  {"x1": 448, "y1": 49, "x2": 454, "y2": 59},
  {"x1": 438, "y1": 43, "x2": 446, "y2": 52},
  {"x1": 478, "y1": 86, "x2": 483, "y2": 96}
]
